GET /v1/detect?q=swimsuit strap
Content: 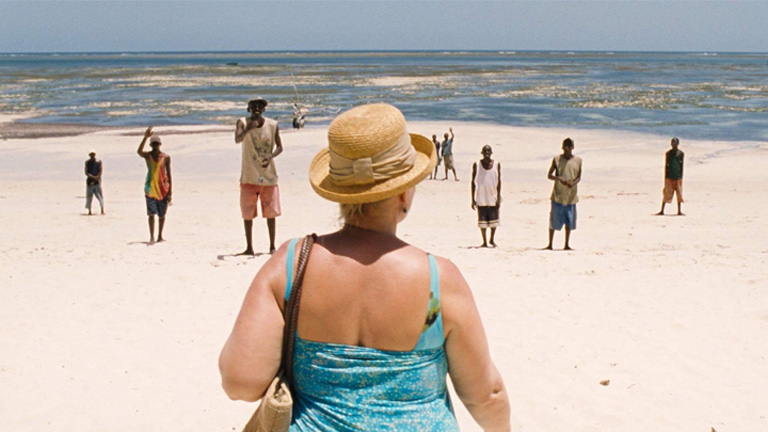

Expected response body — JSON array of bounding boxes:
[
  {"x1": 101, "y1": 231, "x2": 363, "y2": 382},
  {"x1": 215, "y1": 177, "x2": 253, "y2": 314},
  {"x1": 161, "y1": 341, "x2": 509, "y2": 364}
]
[
  {"x1": 285, "y1": 243, "x2": 445, "y2": 351},
  {"x1": 284, "y1": 238, "x2": 300, "y2": 302},
  {"x1": 414, "y1": 253, "x2": 445, "y2": 350}
]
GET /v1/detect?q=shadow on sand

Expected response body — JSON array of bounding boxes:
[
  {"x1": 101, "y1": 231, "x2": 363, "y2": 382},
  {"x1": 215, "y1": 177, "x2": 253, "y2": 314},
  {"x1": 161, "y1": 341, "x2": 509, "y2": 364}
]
[{"x1": 216, "y1": 252, "x2": 268, "y2": 261}]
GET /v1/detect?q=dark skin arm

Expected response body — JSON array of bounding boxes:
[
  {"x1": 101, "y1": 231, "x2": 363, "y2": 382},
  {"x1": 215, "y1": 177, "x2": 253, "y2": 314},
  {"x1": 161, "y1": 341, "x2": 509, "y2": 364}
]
[
  {"x1": 547, "y1": 158, "x2": 581, "y2": 188},
  {"x1": 261, "y1": 126, "x2": 283, "y2": 168},
  {"x1": 471, "y1": 162, "x2": 477, "y2": 209},
  {"x1": 137, "y1": 127, "x2": 153, "y2": 158},
  {"x1": 679, "y1": 152, "x2": 684, "y2": 179},
  {"x1": 164, "y1": 155, "x2": 172, "y2": 203},
  {"x1": 547, "y1": 158, "x2": 566, "y2": 185},
  {"x1": 568, "y1": 164, "x2": 582, "y2": 188},
  {"x1": 84, "y1": 160, "x2": 102, "y2": 181},
  {"x1": 234, "y1": 118, "x2": 256, "y2": 144},
  {"x1": 234, "y1": 118, "x2": 283, "y2": 167},
  {"x1": 496, "y1": 162, "x2": 501, "y2": 207}
]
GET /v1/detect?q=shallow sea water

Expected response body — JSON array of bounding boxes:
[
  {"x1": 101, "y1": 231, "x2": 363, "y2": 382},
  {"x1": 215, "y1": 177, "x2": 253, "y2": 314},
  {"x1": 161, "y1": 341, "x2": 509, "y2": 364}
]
[{"x1": 1, "y1": 51, "x2": 766, "y2": 141}]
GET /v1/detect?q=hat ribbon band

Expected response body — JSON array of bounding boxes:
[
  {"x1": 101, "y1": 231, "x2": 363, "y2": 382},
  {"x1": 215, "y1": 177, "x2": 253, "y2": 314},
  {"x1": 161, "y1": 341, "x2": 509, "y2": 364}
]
[{"x1": 329, "y1": 132, "x2": 417, "y2": 186}]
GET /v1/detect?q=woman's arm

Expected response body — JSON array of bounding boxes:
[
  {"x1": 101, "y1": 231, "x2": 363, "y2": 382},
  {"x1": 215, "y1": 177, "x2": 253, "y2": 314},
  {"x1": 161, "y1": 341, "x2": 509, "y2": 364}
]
[
  {"x1": 439, "y1": 257, "x2": 511, "y2": 432},
  {"x1": 219, "y1": 242, "x2": 290, "y2": 401}
]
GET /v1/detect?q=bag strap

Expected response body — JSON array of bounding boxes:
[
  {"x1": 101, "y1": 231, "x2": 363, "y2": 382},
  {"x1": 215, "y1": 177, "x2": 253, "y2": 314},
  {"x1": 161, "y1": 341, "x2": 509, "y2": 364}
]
[{"x1": 279, "y1": 233, "x2": 316, "y2": 387}]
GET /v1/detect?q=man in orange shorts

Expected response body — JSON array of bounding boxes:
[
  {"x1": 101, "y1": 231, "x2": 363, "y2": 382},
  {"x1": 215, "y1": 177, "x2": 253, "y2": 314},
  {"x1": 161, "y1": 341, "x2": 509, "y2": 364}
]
[
  {"x1": 656, "y1": 137, "x2": 685, "y2": 216},
  {"x1": 234, "y1": 96, "x2": 283, "y2": 254}
]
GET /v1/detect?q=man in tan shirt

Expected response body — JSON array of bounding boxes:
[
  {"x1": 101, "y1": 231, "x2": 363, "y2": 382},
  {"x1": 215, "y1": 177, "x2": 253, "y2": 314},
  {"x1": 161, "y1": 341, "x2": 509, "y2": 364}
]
[
  {"x1": 234, "y1": 96, "x2": 283, "y2": 255},
  {"x1": 546, "y1": 138, "x2": 582, "y2": 250}
]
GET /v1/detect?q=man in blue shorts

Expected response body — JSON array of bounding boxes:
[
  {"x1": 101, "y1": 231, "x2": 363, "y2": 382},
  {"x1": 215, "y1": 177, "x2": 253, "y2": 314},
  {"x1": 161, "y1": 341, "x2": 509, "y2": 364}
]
[{"x1": 546, "y1": 138, "x2": 582, "y2": 250}]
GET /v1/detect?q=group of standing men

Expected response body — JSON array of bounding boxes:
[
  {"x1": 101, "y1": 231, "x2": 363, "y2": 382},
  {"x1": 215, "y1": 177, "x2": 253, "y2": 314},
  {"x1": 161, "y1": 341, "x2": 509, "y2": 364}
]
[
  {"x1": 429, "y1": 128, "x2": 459, "y2": 181},
  {"x1": 85, "y1": 98, "x2": 684, "y2": 254},
  {"x1": 467, "y1": 136, "x2": 683, "y2": 250}
]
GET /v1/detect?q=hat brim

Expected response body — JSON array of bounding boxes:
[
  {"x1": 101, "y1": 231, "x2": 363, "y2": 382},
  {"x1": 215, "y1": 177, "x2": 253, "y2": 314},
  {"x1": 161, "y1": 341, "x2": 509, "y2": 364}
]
[{"x1": 309, "y1": 133, "x2": 437, "y2": 204}]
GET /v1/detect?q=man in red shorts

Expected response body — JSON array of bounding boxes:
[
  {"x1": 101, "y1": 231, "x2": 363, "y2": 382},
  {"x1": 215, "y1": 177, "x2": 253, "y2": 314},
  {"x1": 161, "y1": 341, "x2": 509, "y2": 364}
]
[
  {"x1": 656, "y1": 137, "x2": 685, "y2": 216},
  {"x1": 234, "y1": 96, "x2": 283, "y2": 254}
]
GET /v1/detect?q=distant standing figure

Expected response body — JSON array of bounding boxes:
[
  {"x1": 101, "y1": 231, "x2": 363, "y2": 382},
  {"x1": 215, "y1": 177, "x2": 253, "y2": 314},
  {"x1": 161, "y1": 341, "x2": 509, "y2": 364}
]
[
  {"x1": 546, "y1": 138, "x2": 582, "y2": 250},
  {"x1": 430, "y1": 134, "x2": 441, "y2": 179},
  {"x1": 84, "y1": 150, "x2": 105, "y2": 215},
  {"x1": 234, "y1": 96, "x2": 283, "y2": 255},
  {"x1": 292, "y1": 102, "x2": 305, "y2": 129},
  {"x1": 137, "y1": 127, "x2": 172, "y2": 244},
  {"x1": 656, "y1": 137, "x2": 684, "y2": 216},
  {"x1": 471, "y1": 145, "x2": 501, "y2": 247},
  {"x1": 441, "y1": 127, "x2": 458, "y2": 181}
]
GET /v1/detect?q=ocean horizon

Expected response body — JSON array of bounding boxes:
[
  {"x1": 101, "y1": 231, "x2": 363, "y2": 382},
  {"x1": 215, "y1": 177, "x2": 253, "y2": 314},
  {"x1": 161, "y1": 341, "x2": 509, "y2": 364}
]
[{"x1": 1, "y1": 50, "x2": 766, "y2": 142}]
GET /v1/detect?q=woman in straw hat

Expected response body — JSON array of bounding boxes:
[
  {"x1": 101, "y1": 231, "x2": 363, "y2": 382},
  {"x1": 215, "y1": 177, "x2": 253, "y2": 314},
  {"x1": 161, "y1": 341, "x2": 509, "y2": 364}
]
[{"x1": 220, "y1": 104, "x2": 510, "y2": 431}]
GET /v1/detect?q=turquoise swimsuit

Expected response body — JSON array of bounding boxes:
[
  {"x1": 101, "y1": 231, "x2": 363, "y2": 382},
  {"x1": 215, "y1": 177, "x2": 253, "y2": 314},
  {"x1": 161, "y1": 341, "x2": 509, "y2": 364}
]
[{"x1": 284, "y1": 238, "x2": 459, "y2": 431}]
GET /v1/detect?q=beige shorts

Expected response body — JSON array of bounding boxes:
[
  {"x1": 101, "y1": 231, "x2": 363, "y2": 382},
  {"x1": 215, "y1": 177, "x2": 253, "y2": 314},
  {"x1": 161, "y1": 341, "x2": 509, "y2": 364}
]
[
  {"x1": 663, "y1": 178, "x2": 684, "y2": 204},
  {"x1": 443, "y1": 154, "x2": 455, "y2": 170},
  {"x1": 240, "y1": 183, "x2": 281, "y2": 219}
]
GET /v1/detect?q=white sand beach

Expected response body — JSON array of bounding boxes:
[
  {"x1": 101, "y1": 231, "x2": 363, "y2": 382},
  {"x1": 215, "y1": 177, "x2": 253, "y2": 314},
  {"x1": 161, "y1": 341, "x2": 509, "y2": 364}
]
[{"x1": 1, "y1": 120, "x2": 767, "y2": 431}]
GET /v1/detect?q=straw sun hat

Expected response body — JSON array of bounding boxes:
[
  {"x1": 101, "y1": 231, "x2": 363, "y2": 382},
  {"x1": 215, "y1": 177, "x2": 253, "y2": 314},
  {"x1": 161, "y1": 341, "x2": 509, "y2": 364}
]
[{"x1": 309, "y1": 104, "x2": 436, "y2": 204}]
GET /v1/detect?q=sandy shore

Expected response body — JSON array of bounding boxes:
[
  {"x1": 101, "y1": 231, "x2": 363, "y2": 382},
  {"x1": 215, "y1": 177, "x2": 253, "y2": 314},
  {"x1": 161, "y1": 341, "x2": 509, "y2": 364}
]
[{"x1": 1, "y1": 118, "x2": 767, "y2": 431}]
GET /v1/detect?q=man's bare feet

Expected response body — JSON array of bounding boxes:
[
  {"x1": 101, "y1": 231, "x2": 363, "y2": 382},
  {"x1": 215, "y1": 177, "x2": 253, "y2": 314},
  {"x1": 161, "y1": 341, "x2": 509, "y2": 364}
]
[
  {"x1": 454, "y1": 178, "x2": 459, "y2": 181},
  {"x1": 157, "y1": 237, "x2": 165, "y2": 242},
  {"x1": 238, "y1": 249, "x2": 255, "y2": 256},
  {"x1": 654, "y1": 211, "x2": 664, "y2": 216},
  {"x1": 101, "y1": 209, "x2": 105, "y2": 215},
  {"x1": 269, "y1": 248, "x2": 276, "y2": 255},
  {"x1": 544, "y1": 245, "x2": 553, "y2": 250},
  {"x1": 480, "y1": 243, "x2": 488, "y2": 248},
  {"x1": 489, "y1": 241, "x2": 497, "y2": 248},
  {"x1": 564, "y1": 246, "x2": 573, "y2": 251},
  {"x1": 677, "y1": 212, "x2": 685, "y2": 216},
  {"x1": 149, "y1": 238, "x2": 155, "y2": 245}
]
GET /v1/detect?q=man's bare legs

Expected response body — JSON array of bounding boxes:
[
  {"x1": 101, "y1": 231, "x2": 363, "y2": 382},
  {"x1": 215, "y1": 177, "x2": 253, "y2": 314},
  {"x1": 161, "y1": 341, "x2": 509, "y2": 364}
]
[
  {"x1": 545, "y1": 228, "x2": 554, "y2": 250},
  {"x1": 656, "y1": 201, "x2": 684, "y2": 216},
  {"x1": 148, "y1": 216, "x2": 166, "y2": 243},
  {"x1": 545, "y1": 228, "x2": 571, "y2": 250},
  {"x1": 489, "y1": 227, "x2": 497, "y2": 247},
  {"x1": 240, "y1": 218, "x2": 276, "y2": 255},
  {"x1": 157, "y1": 217, "x2": 165, "y2": 242},
  {"x1": 267, "y1": 218, "x2": 276, "y2": 254},
  {"x1": 480, "y1": 228, "x2": 488, "y2": 248},
  {"x1": 443, "y1": 166, "x2": 459, "y2": 181},
  {"x1": 148, "y1": 216, "x2": 155, "y2": 243},
  {"x1": 240, "y1": 219, "x2": 254, "y2": 255}
]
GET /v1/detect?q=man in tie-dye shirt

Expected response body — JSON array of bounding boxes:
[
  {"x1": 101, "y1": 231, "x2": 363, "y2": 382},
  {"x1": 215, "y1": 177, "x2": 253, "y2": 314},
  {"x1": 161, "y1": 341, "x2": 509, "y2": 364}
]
[{"x1": 137, "y1": 127, "x2": 173, "y2": 244}]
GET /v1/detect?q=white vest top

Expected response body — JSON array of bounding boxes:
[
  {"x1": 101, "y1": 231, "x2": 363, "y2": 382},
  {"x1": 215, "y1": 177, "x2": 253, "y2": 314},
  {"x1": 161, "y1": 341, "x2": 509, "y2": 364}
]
[
  {"x1": 240, "y1": 117, "x2": 278, "y2": 185},
  {"x1": 474, "y1": 160, "x2": 500, "y2": 206}
]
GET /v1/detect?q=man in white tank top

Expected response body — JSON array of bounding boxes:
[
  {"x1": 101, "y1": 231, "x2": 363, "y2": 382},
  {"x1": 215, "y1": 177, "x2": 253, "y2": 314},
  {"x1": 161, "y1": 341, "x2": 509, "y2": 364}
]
[
  {"x1": 234, "y1": 97, "x2": 283, "y2": 255},
  {"x1": 471, "y1": 145, "x2": 501, "y2": 247}
]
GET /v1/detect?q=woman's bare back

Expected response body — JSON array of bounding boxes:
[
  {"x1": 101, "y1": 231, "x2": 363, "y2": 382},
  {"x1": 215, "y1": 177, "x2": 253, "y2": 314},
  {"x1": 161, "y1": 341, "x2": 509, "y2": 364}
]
[{"x1": 291, "y1": 228, "x2": 435, "y2": 352}]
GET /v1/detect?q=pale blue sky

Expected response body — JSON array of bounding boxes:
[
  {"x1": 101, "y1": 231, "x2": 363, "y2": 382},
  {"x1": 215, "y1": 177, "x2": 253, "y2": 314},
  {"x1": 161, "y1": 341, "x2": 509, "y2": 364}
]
[{"x1": 1, "y1": 1, "x2": 767, "y2": 53}]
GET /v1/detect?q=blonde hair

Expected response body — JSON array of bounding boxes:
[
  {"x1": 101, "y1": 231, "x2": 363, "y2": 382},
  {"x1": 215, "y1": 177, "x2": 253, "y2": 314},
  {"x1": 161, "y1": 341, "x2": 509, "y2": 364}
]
[{"x1": 339, "y1": 199, "x2": 387, "y2": 223}]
